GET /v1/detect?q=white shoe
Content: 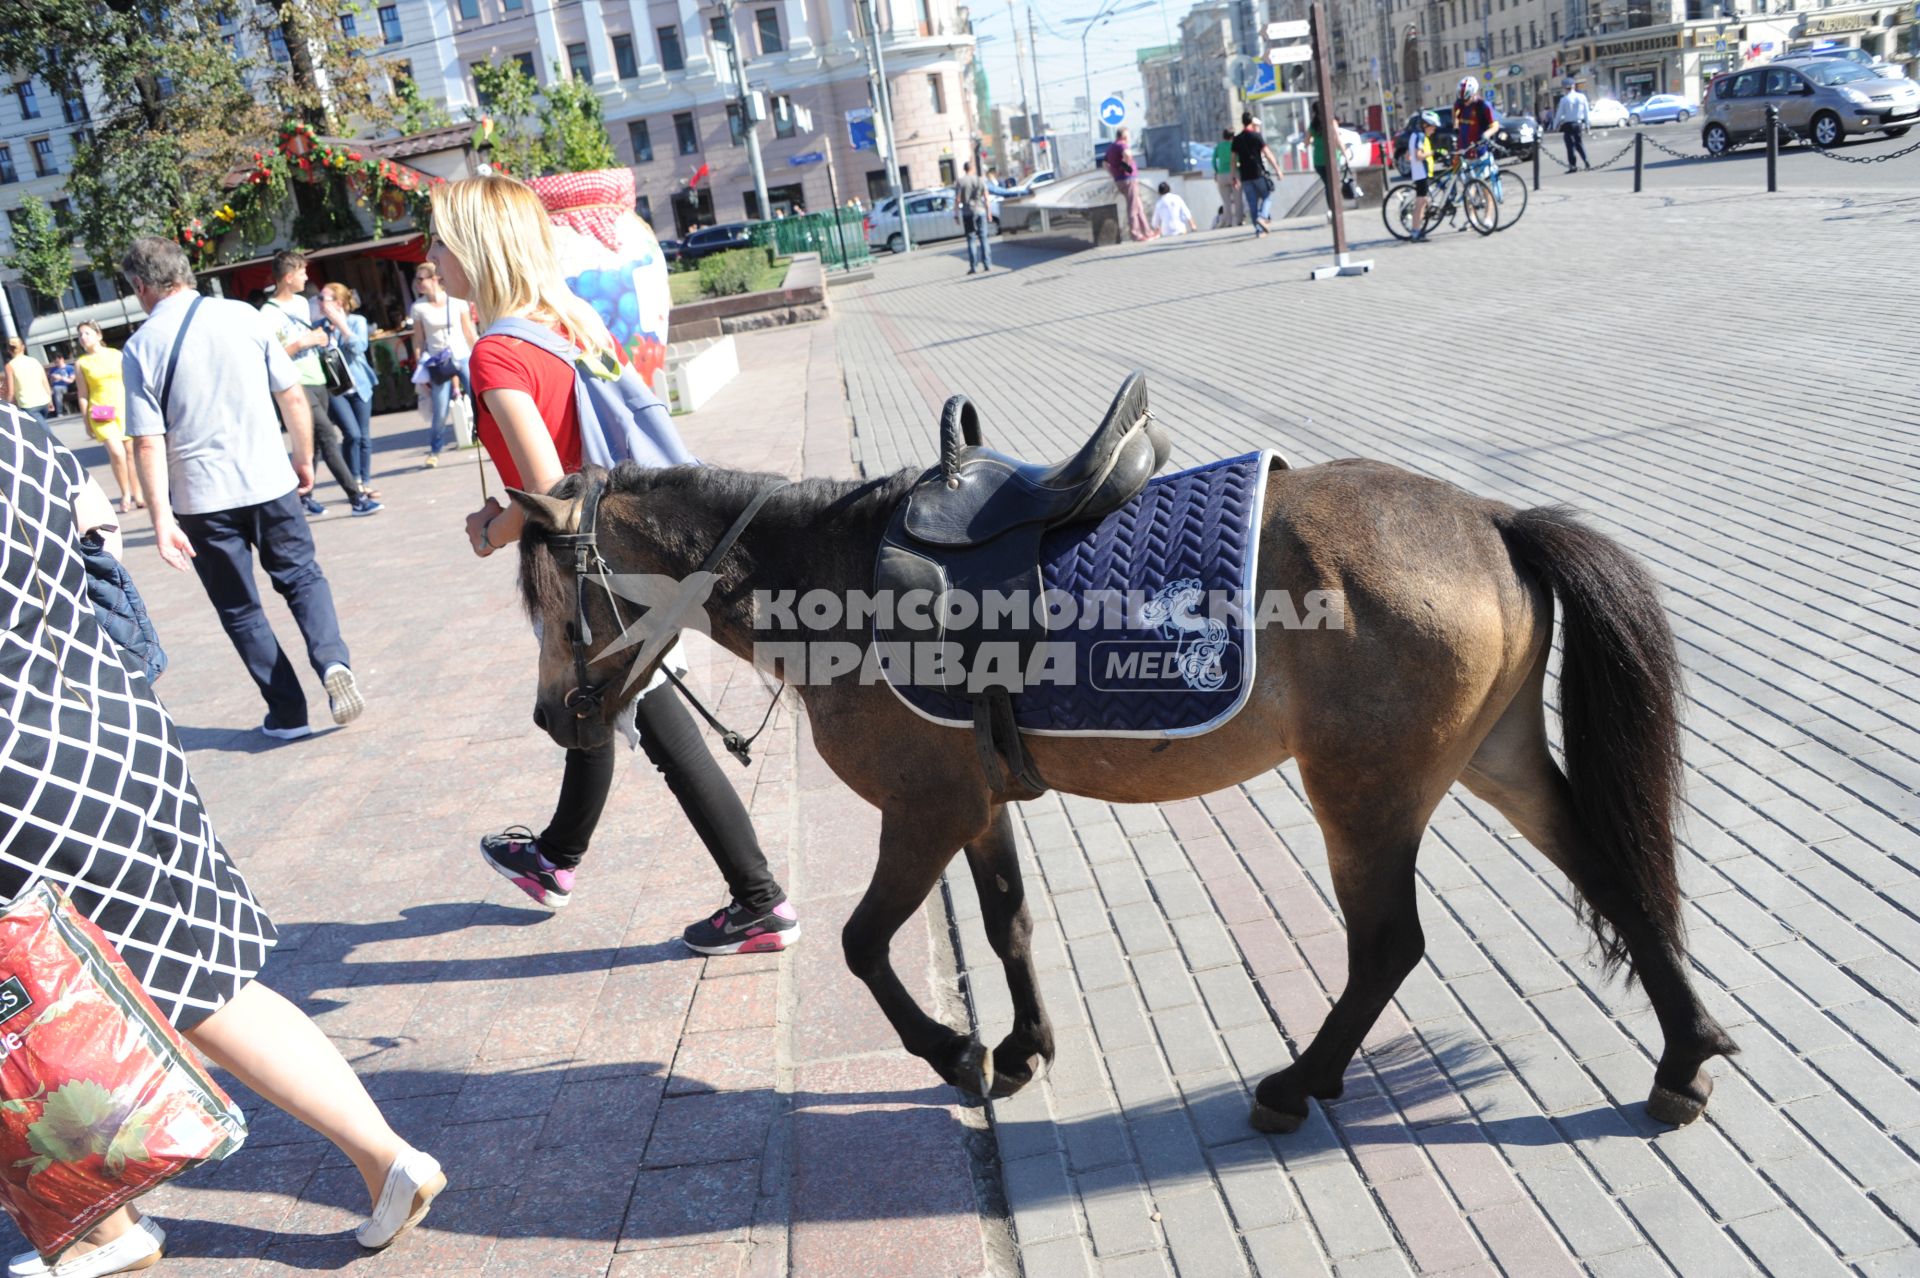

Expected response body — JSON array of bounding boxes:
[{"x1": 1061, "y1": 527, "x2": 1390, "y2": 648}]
[
  {"x1": 8, "y1": 1216, "x2": 164, "y2": 1277},
  {"x1": 356, "y1": 1147, "x2": 445, "y2": 1250},
  {"x1": 322, "y1": 664, "x2": 364, "y2": 726}
]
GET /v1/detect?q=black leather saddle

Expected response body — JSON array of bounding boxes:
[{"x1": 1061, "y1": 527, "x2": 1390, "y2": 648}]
[{"x1": 875, "y1": 372, "x2": 1171, "y2": 794}]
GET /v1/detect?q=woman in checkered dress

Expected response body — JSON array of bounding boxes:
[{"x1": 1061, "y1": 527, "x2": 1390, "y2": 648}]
[{"x1": 0, "y1": 406, "x2": 442, "y2": 1275}]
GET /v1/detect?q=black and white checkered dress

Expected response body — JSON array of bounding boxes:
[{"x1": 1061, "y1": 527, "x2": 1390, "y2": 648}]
[{"x1": 0, "y1": 406, "x2": 275, "y2": 1031}]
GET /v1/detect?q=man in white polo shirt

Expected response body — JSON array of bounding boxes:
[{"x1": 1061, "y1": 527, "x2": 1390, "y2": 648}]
[{"x1": 120, "y1": 236, "x2": 366, "y2": 739}]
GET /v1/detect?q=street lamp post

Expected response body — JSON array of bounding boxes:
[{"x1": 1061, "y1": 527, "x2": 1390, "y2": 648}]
[
  {"x1": 1081, "y1": 0, "x2": 1121, "y2": 165},
  {"x1": 716, "y1": 0, "x2": 772, "y2": 220},
  {"x1": 858, "y1": 0, "x2": 911, "y2": 251}
]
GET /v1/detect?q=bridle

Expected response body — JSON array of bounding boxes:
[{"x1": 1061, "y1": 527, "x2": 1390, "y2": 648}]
[{"x1": 547, "y1": 473, "x2": 790, "y2": 766}]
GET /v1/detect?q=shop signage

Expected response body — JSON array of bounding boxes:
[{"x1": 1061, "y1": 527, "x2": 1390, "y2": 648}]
[
  {"x1": 1593, "y1": 31, "x2": 1686, "y2": 59},
  {"x1": 1800, "y1": 12, "x2": 1874, "y2": 36}
]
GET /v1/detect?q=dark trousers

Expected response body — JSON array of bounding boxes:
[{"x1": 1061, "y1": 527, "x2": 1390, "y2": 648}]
[
  {"x1": 328, "y1": 390, "x2": 374, "y2": 487},
  {"x1": 1562, "y1": 123, "x2": 1590, "y2": 170},
  {"x1": 177, "y1": 490, "x2": 350, "y2": 728},
  {"x1": 302, "y1": 383, "x2": 361, "y2": 501},
  {"x1": 539, "y1": 681, "x2": 783, "y2": 913}
]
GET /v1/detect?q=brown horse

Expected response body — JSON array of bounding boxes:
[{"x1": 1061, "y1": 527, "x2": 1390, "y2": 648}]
[{"x1": 506, "y1": 455, "x2": 1736, "y2": 1134}]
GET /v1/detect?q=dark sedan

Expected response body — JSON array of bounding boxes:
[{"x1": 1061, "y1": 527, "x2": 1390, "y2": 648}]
[{"x1": 679, "y1": 222, "x2": 757, "y2": 262}]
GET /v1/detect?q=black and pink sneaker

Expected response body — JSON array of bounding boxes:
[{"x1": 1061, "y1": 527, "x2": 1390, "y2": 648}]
[
  {"x1": 682, "y1": 900, "x2": 801, "y2": 955},
  {"x1": 479, "y1": 826, "x2": 574, "y2": 910}
]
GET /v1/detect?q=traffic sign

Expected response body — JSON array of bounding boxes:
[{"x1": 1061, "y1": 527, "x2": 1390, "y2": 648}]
[
  {"x1": 788, "y1": 151, "x2": 824, "y2": 166},
  {"x1": 847, "y1": 108, "x2": 875, "y2": 151},
  {"x1": 1267, "y1": 45, "x2": 1312, "y2": 65},
  {"x1": 1098, "y1": 96, "x2": 1127, "y2": 127},
  {"x1": 1265, "y1": 20, "x2": 1309, "y2": 40}
]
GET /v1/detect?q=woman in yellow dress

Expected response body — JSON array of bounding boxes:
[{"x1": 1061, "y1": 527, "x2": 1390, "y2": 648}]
[{"x1": 74, "y1": 321, "x2": 144, "y2": 513}]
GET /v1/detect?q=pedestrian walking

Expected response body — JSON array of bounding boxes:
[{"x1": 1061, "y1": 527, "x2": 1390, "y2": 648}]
[
  {"x1": 1105, "y1": 128, "x2": 1157, "y2": 242},
  {"x1": 319, "y1": 283, "x2": 379, "y2": 497},
  {"x1": 1151, "y1": 181, "x2": 1198, "y2": 237},
  {"x1": 3, "y1": 340, "x2": 52, "y2": 421},
  {"x1": 1308, "y1": 102, "x2": 1342, "y2": 219},
  {"x1": 1406, "y1": 111, "x2": 1441, "y2": 243},
  {"x1": 434, "y1": 174, "x2": 799, "y2": 954},
  {"x1": 953, "y1": 161, "x2": 993, "y2": 274},
  {"x1": 73, "y1": 321, "x2": 145, "y2": 514},
  {"x1": 119, "y1": 235, "x2": 367, "y2": 740},
  {"x1": 408, "y1": 261, "x2": 477, "y2": 468},
  {"x1": 1232, "y1": 113, "x2": 1282, "y2": 235},
  {"x1": 260, "y1": 253, "x2": 379, "y2": 518},
  {"x1": 1212, "y1": 128, "x2": 1243, "y2": 227},
  {"x1": 46, "y1": 349, "x2": 76, "y2": 416},
  {"x1": 0, "y1": 403, "x2": 440, "y2": 1277},
  {"x1": 1553, "y1": 81, "x2": 1592, "y2": 172}
]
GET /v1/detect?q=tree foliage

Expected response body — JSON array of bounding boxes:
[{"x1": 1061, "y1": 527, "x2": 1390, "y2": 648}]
[
  {"x1": 2, "y1": 198, "x2": 73, "y2": 314},
  {"x1": 543, "y1": 72, "x2": 621, "y2": 174},
  {"x1": 470, "y1": 60, "x2": 550, "y2": 178}
]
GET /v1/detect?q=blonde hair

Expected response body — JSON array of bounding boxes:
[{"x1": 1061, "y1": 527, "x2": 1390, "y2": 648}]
[
  {"x1": 429, "y1": 175, "x2": 613, "y2": 361},
  {"x1": 321, "y1": 281, "x2": 357, "y2": 312}
]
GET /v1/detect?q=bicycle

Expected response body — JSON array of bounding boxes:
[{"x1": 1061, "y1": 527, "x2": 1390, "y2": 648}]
[
  {"x1": 1465, "y1": 139, "x2": 1529, "y2": 229},
  {"x1": 1382, "y1": 151, "x2": 1498, "y2": 240}
]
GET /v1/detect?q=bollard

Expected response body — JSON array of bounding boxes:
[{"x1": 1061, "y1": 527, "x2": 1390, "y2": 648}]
[
  {"x1": 1634, "y1": 132, "x2": 1644, "y2": 192},
  {"x1": 1532, "y1": 140, "x2": 1541, "y2": 191},
  {"x1": 1766, "y1": 104, "x2": 1779, "y2": 192}
]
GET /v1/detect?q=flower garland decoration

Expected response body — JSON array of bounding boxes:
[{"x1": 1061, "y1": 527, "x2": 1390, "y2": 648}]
[{"x1": 176, "y1": 120, "x2": 444, "y2": 265}]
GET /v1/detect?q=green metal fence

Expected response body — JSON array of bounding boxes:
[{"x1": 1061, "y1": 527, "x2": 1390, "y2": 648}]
[{"x1": 747, "y1": 208, "x2": 872, "y2": 271}]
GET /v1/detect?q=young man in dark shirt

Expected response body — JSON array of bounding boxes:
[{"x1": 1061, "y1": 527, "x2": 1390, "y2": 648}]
[{"x1": 1230, "y1": 113, "x2": 1283, "y2": 236}]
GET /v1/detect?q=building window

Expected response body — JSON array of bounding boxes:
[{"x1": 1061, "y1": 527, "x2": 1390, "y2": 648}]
[
  {"x1": 659, "y1": 25, "x2": 685, "y2": 71},
  {"x1": 917, "y1": 0, "x2": 933, "y2": 35},
  {"x1": 0, "y1": 147, "x2": 15, "y2": 184},
  {"x1": 379, "y1": 5, "x2": 402, "y2": 43},
  {"x1": 727, "y1": 102, "x2": 746, "y2": 146},
  {"x1": 73, "y1": 271, "x2": 103, "y2": 308},
  {"x1": 928, "y1": 74, "x2": 945, "y2": 114},
  {"x1": 30, "y1": 137, "x2": 56, "y2": 177},
  {"x1": 629, "y1": 119, "x2": 653, "y2": 161},
  {"x1": 13, "y1": 81, "x2": 38, "y2": 119},
  {"x1": 458, "y1": 0, "x2": 479, "y2": 18},
  {"x1": 710, "y1": 14, "x2": 733, "y2": 64},
  {"x1": 504, "y1": 0, "x2": 523, "y2": 8},
  {"x1": 1551, "y1": 13, "x2": 1559, "y2": 39},
  {"x1": 341, "y1": 12, "x2": 358, "y2": 38},
  {"x1": 675, "y1": 111, "x2": 699, "y2": 154},
  {"x1": 514, "y1": 50, "x2": 537, "y2": 79},
  {"x1": 938, "y1": 156, "x2": 956, "y2": 184},
  {"x1": 567, "y1": 41, "x2": 591, "y2": 80},
  {"x1": 49, "y1": 198, "x2": 72, "y2": 226},
  {"x1": 268, "y1": 26, "x2": 290, "y2": 60},
  {"x1": 613, "y1": 33, "x2": 638, "y2": 78},
  {"x1": 772, "y1": 93, "x2": 796, "y2": 138},
  {"x1": 756, "y1": 8, "x2": 784, "y2": 53},
  {"x1": 637, "y1": 194, "x2": 653, "y2": 223},
  {"x1": 60, "y1": 92, "x2": 87, "y2": 124}
]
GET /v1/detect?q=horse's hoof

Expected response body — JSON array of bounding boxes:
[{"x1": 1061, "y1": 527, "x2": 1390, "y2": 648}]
[
  {"x1": 989, "y1": 1052, "x2": 1049, "y2": 1099},
  {"x1": 1249, "y1": 1100, "x2": 1305, "y2": 1134},
  {"x1": 944, "y1": 1039, "x2": 994, "y2": 1098},
  {"x1": 1647, "y1": 1069, "x2": 1713, "y2": 1126}
]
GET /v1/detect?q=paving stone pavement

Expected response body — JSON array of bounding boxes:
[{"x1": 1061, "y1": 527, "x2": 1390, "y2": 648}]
[
  {"x1": 838, "y1": 186, "x2": 1920, "y2": 1275},
  {"x1": 23, "y1": 321, "x2": 1000, "y2": 1276}
]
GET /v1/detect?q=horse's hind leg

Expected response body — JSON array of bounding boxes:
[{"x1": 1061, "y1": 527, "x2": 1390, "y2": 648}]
[
  {"x1": 1461, "y1": 690, "x2": 1735, "y2": 1125},
  {"x1": 1251, "y1": 778, "x2": 1440, "y2": 1133},
  {"x1": 843, "y1": 808, "x2": 995, "y2": 1096},
  {"x1": 962, "y1": 806, "x2": 1054, "y2": 1098}
]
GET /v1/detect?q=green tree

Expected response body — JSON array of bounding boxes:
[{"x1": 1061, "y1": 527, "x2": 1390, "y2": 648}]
[
  {"x1": 542, "y1": 72, "x2": 620, "y2": 173},
  {"x1": 470, "y1": 60, "x2": 552, "y2": 177},
  {"x1": 3, "y1": 198, "x2": 75, "y2": 336},
  {"x1": 394, "y1": 75, "x2": 452, "y2": 136}
]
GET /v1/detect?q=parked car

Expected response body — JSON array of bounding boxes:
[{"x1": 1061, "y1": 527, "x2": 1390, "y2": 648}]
[
  {"x1": 863, "y1": 190, "x2": 967, "y2": 253},
  {"x1": 1773, "y1": 44, "x2": 1908, "y2": 80},
  {"x1": 659, "y1": 238, "x2": 685, "y2": 264},
  {"x1": 1703, "y1": 59, "x2": 1920, "y2": 152},
  {"x1": 1492, "y1": 109, "x2": 1539, "y2": 159},
  {"x1": 1588, "y1": 97, "x2": 1630, "y2": 128},
  {"x1": 679, "y1": 222, "x2": 757, "y2": 262},
  {"x1": 1628, "y1": 93, "x2": 1698, "y2": 125}
]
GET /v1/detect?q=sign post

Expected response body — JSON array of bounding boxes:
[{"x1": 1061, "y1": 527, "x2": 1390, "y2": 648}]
[{"x1": 1305, "y1": 1, "x2": 1372, "y2": 280}]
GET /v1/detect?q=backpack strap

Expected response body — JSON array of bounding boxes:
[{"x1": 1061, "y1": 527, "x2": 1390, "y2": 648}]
[
  {"x1": 160, "y1": 295, "x2": 205, "y2": 430},
  {"x1": 481, "y1": 316, "x2": 583, "y2": 365}
]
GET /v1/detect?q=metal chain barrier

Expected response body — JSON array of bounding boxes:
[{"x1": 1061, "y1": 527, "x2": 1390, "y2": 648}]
[
  {"x1": 1641, "y1": 133, "x2": 1725, "y2": 164},
  {"x1": 1585, "y1": 136, "x2": 1640, "y2": 171},
  {"x1": 1774, "y1": 121, "x2": 1920, "y2": 164}
]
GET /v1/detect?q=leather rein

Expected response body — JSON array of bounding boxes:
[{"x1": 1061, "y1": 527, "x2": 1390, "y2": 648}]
[{"x1": 548, "y1": 474, "x2": 789, "y2": 766}]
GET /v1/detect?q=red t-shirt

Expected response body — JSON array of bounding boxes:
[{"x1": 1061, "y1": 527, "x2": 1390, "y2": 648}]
[{"x1": 468, "y1": 330, "x2": 586, "y2": 490}]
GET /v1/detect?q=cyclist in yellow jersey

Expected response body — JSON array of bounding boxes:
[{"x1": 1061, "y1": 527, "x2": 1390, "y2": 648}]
[{"x1": 1408, "y1": 112, "x2": 1441, "y2": 241}]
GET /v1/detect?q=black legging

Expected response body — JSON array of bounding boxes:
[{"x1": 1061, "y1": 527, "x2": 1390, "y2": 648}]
[{"x1": 538, "y1": 681, "x2": 783, "y2": 913}]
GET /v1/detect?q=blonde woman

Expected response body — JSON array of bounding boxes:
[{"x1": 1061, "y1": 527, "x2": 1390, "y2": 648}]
[
  {"x1": 430, "y1": 174, "x2": 798, "y2": 953},
  {"x1": 74, "y1": 321, "x2": 145, "y2": 513}
]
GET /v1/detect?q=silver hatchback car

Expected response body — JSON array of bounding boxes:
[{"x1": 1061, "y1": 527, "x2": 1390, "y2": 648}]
[{"x1": 1702, "y1": 59, "x2": 1920, "y2": 152}]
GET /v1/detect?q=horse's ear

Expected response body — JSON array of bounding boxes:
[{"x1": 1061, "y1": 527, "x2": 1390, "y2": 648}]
[{"x1": 507, "y1": 487, "x2": 577, "y2": 532}]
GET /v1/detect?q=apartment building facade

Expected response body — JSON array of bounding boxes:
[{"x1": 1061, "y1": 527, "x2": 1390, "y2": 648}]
[{"x1": 2, "y1": 0, "x2": 979, "y2": 354}]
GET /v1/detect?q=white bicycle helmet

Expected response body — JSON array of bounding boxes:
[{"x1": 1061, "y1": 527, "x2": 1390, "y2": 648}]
[
  {"x1": 1418, "y1": 110, "x2": 1441, "y2": 128},
  {"x1": 1458, "y1": 76, "x2": 1479, "y2": 99}
]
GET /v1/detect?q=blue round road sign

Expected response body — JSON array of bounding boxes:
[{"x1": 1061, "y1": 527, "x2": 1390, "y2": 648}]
[{"x1": 1099, "y1": 96, "x2": 1127, "y2": 128}]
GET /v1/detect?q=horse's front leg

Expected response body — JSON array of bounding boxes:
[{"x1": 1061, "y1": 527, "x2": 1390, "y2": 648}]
[
  {"x1": 843, "y1": 806, "x2": 996, "y2": 1096},
  {"x1": 962, "y1": 805, "x2": 1054, "y2": 1098}
]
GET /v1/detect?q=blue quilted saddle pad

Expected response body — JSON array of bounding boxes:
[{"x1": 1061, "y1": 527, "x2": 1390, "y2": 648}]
[{"x1": 882, "y1": 450, "x2": 1280, "y2": 737}]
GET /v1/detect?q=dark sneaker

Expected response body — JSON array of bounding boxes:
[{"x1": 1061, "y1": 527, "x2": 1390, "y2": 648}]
[
  {"x1": 480, "y1": 826, "x2": 573, "y2": 910},
  {"x1": 682, "y1": 900, "x2": 800, "y2": 955},
  {"x1": 323, "y1": 664, "x2": 364, "y2": 725},
  {"x1": 350, "y1": 494, "x2": 384, "y2": 517},
  {"x1": 302, "y1": 494, "x2": 329, "y2": 518},
  {"x1": 260, "y1": 716, "x2": 312, "y2": 741}
]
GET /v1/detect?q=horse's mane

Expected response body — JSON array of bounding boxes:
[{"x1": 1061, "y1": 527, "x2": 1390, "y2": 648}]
[{"x1": 517, "y1": 463, "x2": 916, "y2": 626}]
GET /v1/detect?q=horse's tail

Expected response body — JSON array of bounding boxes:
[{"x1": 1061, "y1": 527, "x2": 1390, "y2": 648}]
[{"x1": 1496, "y1": 505, "x2": 1686, "y2": 978}]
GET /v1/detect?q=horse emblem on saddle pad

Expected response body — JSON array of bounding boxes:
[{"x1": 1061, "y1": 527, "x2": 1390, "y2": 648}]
[{"x1": 872, "y1": 374, "x2": 1284, "y2": 791}]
